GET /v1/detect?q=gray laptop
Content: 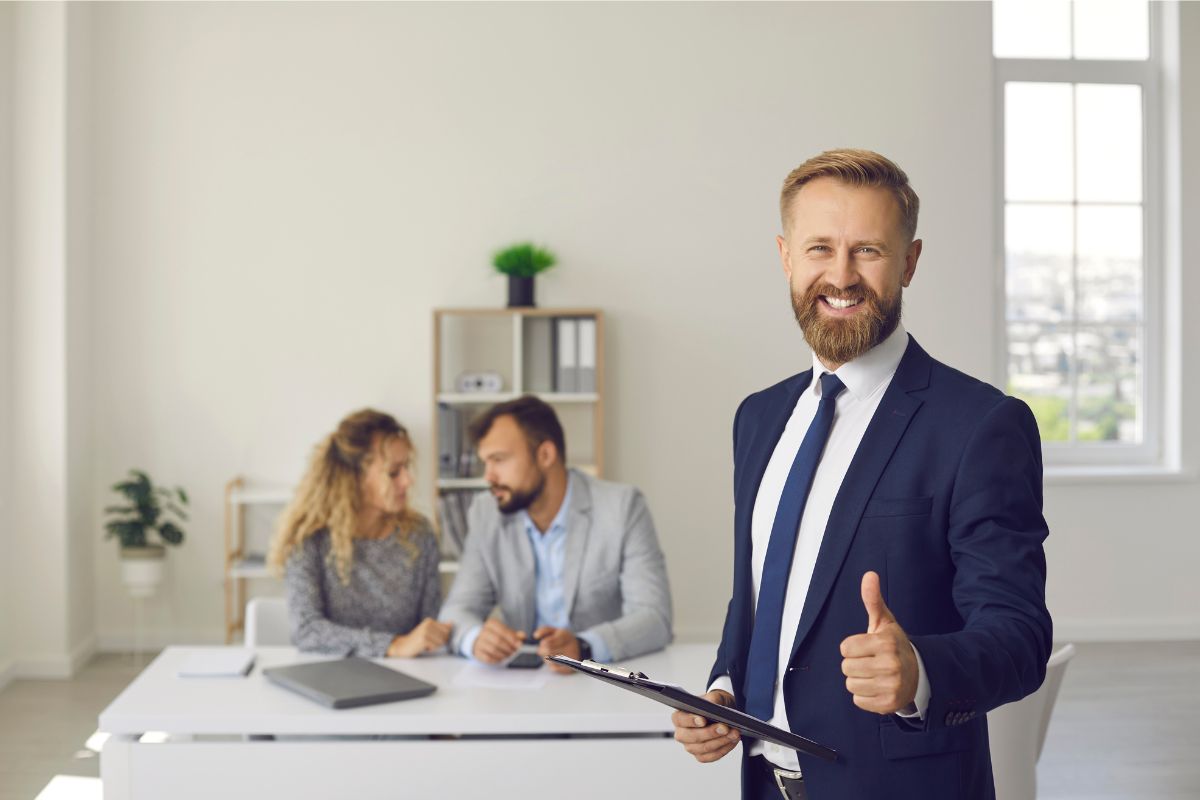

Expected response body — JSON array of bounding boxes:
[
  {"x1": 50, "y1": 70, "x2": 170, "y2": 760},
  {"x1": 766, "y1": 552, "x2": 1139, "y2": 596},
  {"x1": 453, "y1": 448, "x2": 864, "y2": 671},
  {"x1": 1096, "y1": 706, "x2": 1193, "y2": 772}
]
[{"x1": 263, "y1": 657, "x2": 437, "y2": 709}]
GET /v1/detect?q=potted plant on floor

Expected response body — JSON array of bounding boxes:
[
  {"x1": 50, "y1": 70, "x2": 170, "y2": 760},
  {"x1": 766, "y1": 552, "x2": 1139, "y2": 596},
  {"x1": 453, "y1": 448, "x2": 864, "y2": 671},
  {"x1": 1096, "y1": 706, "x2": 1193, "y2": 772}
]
[
  {"x1": 492, "y1": 242, "x2": 557, "y2": 307},
  {"x1": 104, "y1": 469, "x2": 189, "y2": 598}
]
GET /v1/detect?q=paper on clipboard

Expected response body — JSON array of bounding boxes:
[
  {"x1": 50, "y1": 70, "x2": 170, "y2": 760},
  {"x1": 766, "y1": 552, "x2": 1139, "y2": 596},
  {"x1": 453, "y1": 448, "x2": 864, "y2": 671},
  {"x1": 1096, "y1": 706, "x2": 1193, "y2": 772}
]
[{"x1": 546, "y1": 656, "x2": 837, "y2": 762}]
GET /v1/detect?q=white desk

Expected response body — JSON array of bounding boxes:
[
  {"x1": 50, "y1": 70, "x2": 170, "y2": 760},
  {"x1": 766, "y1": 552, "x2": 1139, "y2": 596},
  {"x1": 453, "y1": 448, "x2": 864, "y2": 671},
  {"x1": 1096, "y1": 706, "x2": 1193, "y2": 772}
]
[{"x1": 99, "y1": 644, "x2": 740, "y2": 799}]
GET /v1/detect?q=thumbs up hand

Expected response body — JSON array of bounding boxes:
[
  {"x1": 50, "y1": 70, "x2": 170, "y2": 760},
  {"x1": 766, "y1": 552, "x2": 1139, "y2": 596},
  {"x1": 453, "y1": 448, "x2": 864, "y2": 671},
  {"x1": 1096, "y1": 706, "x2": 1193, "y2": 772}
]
[{"x1": 839, "y1": 571, "x2": 919, "y2": 715}]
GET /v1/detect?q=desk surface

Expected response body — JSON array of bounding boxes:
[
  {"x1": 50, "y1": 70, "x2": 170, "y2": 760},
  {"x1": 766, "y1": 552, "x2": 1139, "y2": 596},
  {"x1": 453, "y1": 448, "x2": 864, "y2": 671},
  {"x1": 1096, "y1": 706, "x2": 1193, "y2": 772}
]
[{"x1": 99, "y1": 644, "x2": 719, "y2": 736}]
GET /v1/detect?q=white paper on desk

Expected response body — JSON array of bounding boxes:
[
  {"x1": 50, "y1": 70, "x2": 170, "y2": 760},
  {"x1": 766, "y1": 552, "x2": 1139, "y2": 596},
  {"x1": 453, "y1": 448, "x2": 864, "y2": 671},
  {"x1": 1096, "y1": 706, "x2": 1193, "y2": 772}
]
[
  {"x1": 177, "y1": 649, "x2": 255, "y2": 678},
  {"x1": 453, "y1": 663, "x2": 550, "y2": 690}
]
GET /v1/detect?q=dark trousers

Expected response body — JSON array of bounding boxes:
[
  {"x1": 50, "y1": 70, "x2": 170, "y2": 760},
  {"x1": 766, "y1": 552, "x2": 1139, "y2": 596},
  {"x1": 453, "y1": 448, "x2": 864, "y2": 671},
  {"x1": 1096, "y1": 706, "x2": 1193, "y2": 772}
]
[{"x1": 743, "y1": 754, "x2": 807, "y2": 800}]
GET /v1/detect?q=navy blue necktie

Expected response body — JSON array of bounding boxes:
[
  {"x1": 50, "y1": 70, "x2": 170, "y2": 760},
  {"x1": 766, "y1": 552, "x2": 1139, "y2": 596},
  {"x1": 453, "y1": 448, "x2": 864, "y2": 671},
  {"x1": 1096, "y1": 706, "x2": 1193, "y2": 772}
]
[{"x1": 743, "y1": 372, "x2": 846, "y2": 721}]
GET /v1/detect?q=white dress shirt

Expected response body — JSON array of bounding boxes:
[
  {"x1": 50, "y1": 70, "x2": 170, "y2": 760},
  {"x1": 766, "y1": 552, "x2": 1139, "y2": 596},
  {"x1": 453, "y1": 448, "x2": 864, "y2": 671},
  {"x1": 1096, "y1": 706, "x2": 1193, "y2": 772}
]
[{"x1": 710, "y1": 323, "x2": 929, "y2": 771}]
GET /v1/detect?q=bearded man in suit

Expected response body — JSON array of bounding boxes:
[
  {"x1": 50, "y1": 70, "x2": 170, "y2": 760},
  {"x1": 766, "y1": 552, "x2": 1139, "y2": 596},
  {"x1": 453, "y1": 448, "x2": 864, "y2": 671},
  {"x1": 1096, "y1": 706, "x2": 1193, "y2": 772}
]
[{"x1": 672, "y1": 149, "x2": 1052, "y2": 800}]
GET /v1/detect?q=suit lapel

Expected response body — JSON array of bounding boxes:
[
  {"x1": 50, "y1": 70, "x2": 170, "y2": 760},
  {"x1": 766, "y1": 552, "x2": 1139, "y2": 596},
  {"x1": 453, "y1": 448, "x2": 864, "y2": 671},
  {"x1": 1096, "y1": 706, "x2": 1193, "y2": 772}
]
[
  {"x1": 735, "y1": 371, "x2": 813, "y2": 543},
  {"x1": 730, "y1": 371, "x2": 812, "y2": 659},
  {"x1": 561, "y1": 471, "x2": 593, "y2": 621},
  {"x1": 787, "y1": 338, "x2": 932, "y2": 664},
  {"x1": 505, "y1": 512, "x2": 537, "y2": 634}
]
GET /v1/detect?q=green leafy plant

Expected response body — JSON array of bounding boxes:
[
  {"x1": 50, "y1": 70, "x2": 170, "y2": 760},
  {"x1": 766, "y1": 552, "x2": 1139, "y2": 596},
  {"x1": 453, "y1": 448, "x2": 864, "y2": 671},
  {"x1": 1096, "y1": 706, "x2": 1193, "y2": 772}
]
[
  {"x1": 104, "y1": 469, "x2": 189, "y2": 549},
  {"x1": 491, "y1": 242, "x2": 557, "y2": 278}
]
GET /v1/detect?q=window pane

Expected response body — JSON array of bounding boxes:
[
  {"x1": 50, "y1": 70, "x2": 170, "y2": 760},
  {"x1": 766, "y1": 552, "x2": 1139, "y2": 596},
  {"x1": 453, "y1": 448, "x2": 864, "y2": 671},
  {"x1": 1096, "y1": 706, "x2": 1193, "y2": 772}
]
[
  {"x1": 1076, "y1": 326, "x2": 1141, "y2": 443},
  {"x1": 1073, "y1": 0, "x2": 1149, "y2": 60},
  {"x1": 994, "y1": 0, "x2": 1072, "y2": 59},
  {"x1": 1077, "y1": 205, "x2": 1143, "y2": 322},
  {"x1": 1008, "y1": 323, "x2": 1072, "y2": 442},
  {"x1": 1006, "y1": 204, "x2": 1073, "y2": 322},
  {"x1": 1076, "y1": 84, "x2": 1142, "y2": 202},
  {"x1": 1006, "y1": 83, "x2": 1074, "y2": 202}
]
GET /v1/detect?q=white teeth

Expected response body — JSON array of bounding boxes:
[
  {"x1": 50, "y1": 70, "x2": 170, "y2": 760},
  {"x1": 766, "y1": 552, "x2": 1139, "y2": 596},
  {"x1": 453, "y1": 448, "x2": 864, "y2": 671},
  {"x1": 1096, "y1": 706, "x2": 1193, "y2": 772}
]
[{"x1": 823, "y1": 296, "x2": 861, "y2": 309}]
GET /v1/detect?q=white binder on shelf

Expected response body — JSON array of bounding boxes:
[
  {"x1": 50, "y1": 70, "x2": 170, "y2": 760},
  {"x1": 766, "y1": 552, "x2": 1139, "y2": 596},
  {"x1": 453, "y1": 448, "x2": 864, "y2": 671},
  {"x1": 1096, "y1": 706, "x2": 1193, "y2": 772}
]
[
  {"x1": 577, "y1": 318, "x2": 596, "y2": 393},
  {"x1": 555, "y1": 317, "x2": 578, "y2": 392}
]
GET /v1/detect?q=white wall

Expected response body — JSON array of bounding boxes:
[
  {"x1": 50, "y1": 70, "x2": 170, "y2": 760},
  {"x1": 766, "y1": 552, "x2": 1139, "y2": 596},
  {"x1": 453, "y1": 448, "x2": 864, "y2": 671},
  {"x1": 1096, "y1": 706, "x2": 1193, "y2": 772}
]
[
  {"x1": 10, "y1": 0, "x2": 72, "y2": 673},
  {"x1": 65, "y1": 1, "x2": 95, "y2": 661},
  {"x1": 0, "y1": 1, "x2": 15, "y2": 689},
  {"x1": 82, "y1": 0, "x2": 1003, "y2": 646},
  {"x1": 2, "y1": 1, "x2": 1191, "y2": 655},
  {"x1": 3, "y1": 2, "x2": 95, "y2": 679}
]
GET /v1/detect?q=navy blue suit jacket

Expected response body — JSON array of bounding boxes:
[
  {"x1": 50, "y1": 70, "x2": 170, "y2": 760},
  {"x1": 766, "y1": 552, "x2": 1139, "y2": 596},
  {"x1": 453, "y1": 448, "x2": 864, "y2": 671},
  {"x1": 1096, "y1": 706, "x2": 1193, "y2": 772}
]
[{"x1": 710, "y1": 336, "x2": 1052, "y2": 799}]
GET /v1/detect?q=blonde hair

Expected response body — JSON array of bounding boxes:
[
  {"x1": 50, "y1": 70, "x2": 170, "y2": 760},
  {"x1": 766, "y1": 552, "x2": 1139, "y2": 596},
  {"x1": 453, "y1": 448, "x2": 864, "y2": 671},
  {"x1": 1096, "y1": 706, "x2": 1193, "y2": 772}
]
[
  {"x1": 780, "y1": 148, "x2": 920, "y2": 241},
  {"x1": 268, "y1": 409, "x2": 425, "y2": 585}
]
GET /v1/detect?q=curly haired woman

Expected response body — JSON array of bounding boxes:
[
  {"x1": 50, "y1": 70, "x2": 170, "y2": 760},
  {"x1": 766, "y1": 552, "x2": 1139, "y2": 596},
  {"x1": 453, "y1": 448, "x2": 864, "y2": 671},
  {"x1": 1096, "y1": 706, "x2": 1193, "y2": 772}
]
[{"x1": 268, "y1": 409, "x2": 451, "y2": 657}]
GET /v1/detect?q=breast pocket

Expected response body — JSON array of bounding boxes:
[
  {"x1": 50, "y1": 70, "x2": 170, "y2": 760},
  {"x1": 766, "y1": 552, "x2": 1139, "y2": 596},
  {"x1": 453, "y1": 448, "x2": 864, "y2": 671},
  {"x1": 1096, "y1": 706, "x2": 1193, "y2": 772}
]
[{"x1": 862, "y1": 495, "x2": 933, "y2": 519}]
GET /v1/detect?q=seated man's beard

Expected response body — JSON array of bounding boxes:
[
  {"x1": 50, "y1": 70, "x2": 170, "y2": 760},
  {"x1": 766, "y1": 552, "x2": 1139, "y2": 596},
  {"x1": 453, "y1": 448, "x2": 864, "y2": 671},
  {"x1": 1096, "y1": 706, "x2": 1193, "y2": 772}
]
[
  {"x1": 793, "y1": 282, "x2": 902, "y2": 365},
  {"x1": 493, "y1": 471, "x2": 546, "y2": 514}
]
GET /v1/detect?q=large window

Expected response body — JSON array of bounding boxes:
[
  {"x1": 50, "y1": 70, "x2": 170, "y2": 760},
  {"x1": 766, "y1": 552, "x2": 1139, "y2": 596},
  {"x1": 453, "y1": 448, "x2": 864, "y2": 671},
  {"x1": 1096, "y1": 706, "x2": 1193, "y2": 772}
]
[{"x1": 995, "y1": 0, "x2": 1170, "y2": 467}]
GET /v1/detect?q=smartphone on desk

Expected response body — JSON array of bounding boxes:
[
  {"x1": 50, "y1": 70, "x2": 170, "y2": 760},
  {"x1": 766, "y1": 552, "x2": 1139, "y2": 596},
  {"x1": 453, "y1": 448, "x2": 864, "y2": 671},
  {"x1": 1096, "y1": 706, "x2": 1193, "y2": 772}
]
[{"x1": 507, "y1": 636, "x2": 544, "y2": 669}]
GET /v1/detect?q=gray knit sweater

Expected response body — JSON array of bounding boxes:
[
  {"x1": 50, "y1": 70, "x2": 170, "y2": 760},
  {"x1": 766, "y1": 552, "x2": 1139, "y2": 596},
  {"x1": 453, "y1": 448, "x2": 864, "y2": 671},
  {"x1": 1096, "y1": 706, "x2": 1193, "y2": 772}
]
[{"x1": 284, "y1": 522, "x2": 441, "y2": 657}]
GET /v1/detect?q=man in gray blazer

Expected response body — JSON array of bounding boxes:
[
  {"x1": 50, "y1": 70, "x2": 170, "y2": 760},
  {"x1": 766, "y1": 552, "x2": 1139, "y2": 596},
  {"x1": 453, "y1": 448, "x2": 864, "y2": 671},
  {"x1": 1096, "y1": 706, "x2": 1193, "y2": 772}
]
[{"x1": 440, "y1": 395, "x2": 672, "y2": 671}]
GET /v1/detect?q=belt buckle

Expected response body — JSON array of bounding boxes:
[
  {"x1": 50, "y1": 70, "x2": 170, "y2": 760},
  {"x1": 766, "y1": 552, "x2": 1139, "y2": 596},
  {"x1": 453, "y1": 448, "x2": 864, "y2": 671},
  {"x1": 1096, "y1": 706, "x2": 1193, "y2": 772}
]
[{"x1": 772, "y1": 765, "x2": 804, "y2": 799}]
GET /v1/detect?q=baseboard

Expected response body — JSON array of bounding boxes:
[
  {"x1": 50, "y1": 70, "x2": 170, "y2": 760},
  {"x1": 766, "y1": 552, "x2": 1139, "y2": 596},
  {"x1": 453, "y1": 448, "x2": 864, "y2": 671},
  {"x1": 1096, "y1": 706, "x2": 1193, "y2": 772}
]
[
  {"x1": 96, "y1": 628, "x2": 228, "y2": 653},
  {"x1": 0, "y1": 658, "x2": 16, "y2": 693},
  {"x1": 1053, "y1": 618, "x2": 1200, "y2": 642},
  {"x1": 14, "y1": 652, "x2": 77, "y2": 679},
  {"x1": 69, "y1": 634, "x2": 97, "y2": 674},
  {"x1": 676, "y1": 621, "x2": 1200, "y2": 646},
  {"x1": 89, "y1": 621, "x2": 1199, "y2": 654}
]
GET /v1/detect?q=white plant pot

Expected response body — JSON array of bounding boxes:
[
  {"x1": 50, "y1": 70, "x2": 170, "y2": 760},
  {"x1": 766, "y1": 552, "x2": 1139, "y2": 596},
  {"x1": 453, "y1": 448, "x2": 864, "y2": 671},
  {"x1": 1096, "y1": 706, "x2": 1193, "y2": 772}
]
[{"x1": 120, "y1": 545, "x2": 166, "y2": 599}]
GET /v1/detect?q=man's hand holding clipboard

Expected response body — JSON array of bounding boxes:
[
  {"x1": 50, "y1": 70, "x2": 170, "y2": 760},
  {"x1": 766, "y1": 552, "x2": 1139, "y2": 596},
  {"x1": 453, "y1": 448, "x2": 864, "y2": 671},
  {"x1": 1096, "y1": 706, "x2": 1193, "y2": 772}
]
[
  {"x1": 545, "y1": 655, "x2": 837, "y2": 763},
  {"x1": 673, "y1": 687, "x2": 741, "y2": 763}
]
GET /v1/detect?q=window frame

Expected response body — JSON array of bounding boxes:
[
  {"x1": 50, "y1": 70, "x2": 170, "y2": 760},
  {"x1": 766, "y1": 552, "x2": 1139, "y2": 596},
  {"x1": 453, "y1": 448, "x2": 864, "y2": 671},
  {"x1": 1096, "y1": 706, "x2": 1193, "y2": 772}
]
[{"x1": 993, "y1": 2, "x2": 1174, "y2": 470}]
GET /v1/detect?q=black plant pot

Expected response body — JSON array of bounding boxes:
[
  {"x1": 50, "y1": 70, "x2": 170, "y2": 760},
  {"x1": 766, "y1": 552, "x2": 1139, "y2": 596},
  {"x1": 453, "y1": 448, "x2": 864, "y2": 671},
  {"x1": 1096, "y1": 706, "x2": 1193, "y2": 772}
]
[{"x1": 507, "y1": 275, "x2": 535, "y2": 308}]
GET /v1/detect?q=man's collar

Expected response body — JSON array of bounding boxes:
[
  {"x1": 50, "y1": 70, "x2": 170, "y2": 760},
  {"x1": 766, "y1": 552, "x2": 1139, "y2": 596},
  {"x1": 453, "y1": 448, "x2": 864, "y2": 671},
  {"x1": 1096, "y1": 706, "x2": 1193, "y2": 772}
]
[
  {"x1": 522, "y1": 470, "x2": 574, "y2": 536},
  {"x1": 810, "y1": 322, "x2": 910, "y2": 400}
]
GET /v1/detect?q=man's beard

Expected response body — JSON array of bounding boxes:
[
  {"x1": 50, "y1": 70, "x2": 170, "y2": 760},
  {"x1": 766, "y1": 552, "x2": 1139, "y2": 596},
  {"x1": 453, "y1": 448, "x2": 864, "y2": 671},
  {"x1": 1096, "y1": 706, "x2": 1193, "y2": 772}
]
[
  {"x1": 492, "y1": 471, "x2": 546, "y2": 514},
  {"x1": 792, "y1": 281, "x2": 902, "y2": 365}
]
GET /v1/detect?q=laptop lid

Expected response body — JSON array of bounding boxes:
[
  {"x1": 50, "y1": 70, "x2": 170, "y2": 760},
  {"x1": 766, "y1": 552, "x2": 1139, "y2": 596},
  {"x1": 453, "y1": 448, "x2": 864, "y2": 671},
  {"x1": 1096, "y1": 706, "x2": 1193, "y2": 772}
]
[{"x1": 263, "y1": 657, "x2": 437, "y2": 709}]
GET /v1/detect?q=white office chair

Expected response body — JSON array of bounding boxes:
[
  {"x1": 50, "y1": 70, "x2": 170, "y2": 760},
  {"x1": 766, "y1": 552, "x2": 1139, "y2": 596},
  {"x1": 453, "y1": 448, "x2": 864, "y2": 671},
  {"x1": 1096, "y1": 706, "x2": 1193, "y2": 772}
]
[
  {"x1": 244, "y1": 596, "x2": 291, "y2": 647},
  {"x1": 988, "y1": 643, "x2": 1077, "y2": 800}
]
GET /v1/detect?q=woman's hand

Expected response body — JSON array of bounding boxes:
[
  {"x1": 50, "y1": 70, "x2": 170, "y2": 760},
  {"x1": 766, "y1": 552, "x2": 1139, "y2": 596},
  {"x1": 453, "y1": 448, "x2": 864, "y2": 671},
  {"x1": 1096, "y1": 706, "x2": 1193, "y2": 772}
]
[{"x1": 387, "y1": 618, "x2": 453, "y2": 657}]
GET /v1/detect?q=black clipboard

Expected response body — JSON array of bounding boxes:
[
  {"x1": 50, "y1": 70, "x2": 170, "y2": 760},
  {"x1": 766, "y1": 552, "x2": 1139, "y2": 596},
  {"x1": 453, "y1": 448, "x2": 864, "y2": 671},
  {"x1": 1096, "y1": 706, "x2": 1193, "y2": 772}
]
[{"x1": 547, "y1": 656, "x2": 837, "y2": 762}]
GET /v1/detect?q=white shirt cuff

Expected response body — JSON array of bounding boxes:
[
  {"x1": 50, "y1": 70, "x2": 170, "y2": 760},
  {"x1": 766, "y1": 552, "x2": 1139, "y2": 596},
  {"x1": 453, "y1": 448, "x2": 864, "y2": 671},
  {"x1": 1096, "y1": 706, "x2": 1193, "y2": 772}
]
[
  {"x1": 895, "y1": 641, "x2": 930, "y2": 720},
  {"x1": 459, "y1": 624, "x2": 483, "y2": 661},
  {"x1": 707, "y1": 674, "x2": 735, "y2": 699},
  {"x1": 578, "y1": 631, "x2": 611, "y2": 663}
]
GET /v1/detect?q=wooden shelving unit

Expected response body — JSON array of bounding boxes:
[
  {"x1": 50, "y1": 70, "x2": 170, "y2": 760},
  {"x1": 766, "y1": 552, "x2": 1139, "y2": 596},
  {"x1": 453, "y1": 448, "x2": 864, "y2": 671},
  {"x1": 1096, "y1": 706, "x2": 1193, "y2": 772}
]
[
  {"x1": 222, "y1": 477, "x2": 290, "y2": 643},
  {"x1": 432, "y1": 307, "x2": 606, "y2": 553}
]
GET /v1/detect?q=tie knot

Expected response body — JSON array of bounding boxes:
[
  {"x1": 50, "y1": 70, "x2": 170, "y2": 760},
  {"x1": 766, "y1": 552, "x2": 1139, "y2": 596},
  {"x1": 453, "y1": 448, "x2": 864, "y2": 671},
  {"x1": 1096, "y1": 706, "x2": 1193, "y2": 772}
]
[{"x1": 819, "y1": 372, "x2": 846, "y2": 402}]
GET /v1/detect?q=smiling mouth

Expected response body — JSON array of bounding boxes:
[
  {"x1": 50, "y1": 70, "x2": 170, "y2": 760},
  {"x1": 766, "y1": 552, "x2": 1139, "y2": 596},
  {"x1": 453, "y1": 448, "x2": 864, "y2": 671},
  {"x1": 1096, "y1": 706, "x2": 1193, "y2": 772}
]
[{"x1": 820, "y1": 295, "x2": 864, "y2": 310}]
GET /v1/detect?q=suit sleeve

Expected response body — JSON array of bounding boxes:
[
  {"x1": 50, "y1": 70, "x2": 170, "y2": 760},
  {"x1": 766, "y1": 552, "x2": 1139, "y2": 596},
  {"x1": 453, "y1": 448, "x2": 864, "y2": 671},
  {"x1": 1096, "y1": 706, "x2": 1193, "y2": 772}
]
[
  {"x1": 708, "y1": 393, "x2": 753, "y2": 689},
  {"x1": 583, "y1": 489, "x2": 674, "y2": 661},
  {"x1": 907, "y1": 396, "x2": 1053, "y2": 728},
  {"x1": 439, "y1": 494, "x2": 498, "y2": 655}
]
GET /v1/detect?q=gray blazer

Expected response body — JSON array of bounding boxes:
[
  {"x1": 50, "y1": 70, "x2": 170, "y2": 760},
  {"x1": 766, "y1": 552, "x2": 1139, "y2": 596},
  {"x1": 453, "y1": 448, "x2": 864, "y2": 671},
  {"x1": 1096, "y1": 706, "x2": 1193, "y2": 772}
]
[{"x1": 441, "y1": 469, "x2": 673, "y2": 661}]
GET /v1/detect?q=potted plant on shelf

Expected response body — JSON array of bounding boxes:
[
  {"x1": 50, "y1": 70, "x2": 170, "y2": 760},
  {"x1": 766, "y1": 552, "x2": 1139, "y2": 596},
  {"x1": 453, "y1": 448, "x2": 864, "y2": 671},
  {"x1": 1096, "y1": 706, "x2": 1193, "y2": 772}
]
[
  {"x1": 104, "y1": 469, "x2": 189, "y2": 599},
  {"x1": 492, "y1": 242, "x2": 557, "y2": 308}
]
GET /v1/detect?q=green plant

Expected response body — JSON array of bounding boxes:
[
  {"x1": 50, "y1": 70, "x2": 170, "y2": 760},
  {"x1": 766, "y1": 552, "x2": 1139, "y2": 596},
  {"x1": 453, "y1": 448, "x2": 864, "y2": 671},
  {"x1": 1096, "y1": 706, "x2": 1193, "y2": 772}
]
[
  {"x1": 104, "y1": 469, "x2": 189, "y2": 549},
  {"x1": 491, "y1": 242, "x2": 557, "y2": 278}
]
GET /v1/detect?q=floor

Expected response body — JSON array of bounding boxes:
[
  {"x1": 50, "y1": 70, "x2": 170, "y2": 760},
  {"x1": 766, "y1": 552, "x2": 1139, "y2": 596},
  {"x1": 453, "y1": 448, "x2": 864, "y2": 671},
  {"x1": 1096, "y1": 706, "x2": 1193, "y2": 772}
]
[
  {"x1": 0, "y1": 654, "x2": 143, "y2": 800},
  {"x1": 0, "y1": 642, "x2": 1197, "y2": 799},
  {"x1": 1037, "y1": 641, "x2": 1200, "y2": 800}
]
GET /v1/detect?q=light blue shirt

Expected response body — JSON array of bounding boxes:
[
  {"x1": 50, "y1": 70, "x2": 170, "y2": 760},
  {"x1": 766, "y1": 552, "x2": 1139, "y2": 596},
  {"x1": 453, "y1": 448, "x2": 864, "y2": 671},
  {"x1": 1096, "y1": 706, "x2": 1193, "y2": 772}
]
[{"x1": 459, "y1": 474, "x2": 611, "y2": 663}]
